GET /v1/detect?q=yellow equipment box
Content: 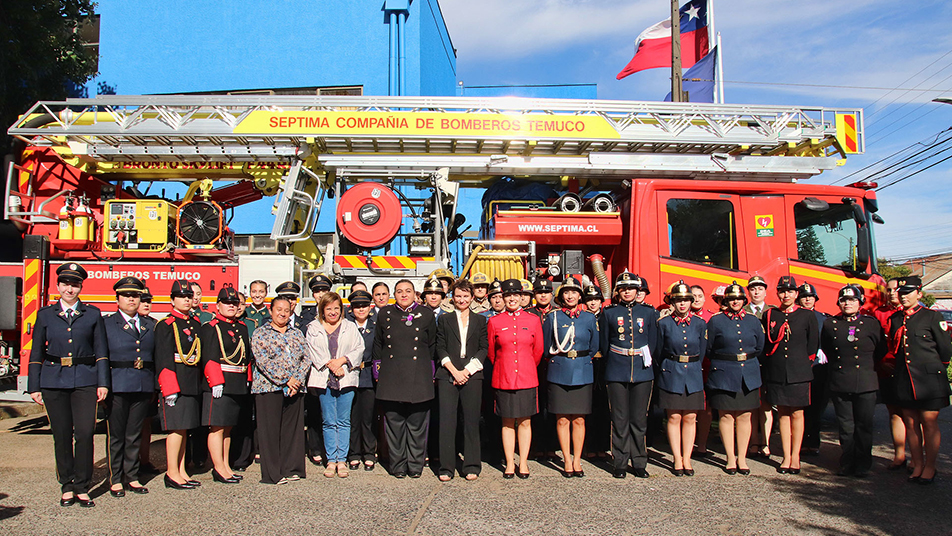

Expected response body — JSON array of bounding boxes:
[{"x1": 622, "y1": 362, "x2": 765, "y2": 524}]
[{"x1": 103, "y1": 199, "x2": 177, "y2": 251}]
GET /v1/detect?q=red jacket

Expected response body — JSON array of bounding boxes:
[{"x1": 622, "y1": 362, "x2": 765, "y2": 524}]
[{"x1": 488, "y1": 309, "x2": 543, "y2": 390}]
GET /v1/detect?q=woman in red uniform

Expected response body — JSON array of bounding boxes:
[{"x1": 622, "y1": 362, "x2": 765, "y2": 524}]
[{"x1": 488, "y1": 279, "x2": 544, "y2": 479}]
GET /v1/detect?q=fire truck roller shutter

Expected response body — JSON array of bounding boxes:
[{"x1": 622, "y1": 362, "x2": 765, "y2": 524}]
[{"x1": 336, "y1": 182, "x2": 402, "y2": 249}]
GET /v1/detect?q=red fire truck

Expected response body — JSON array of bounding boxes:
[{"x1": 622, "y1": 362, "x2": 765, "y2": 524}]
[{"x1": 2, "y1": 95, "x2": 878, "y2": 392}]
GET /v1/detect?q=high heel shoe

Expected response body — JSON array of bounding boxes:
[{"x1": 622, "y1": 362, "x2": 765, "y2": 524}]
[
  {"x1": 60, "y1": 494, "x2": 75, "y2": 507},
  {"x1": 683, "y1": 468, "x2": 695, "y2": 477},
  {"x1": 573, "y1": 469, "x2": 585, "y2": 478},
  {"x1": 212, "y1": 469, "x2": 240, "y2": 484},
  {"x1": 164, "y1": 474, "x2": 196, "y2": 489},
  {"x1": 516, "y1": 471, "x2": 530, "y2": 479},
  {"x1": 918, "y1": 472, "x2": 937, "y2": 485},
  {"x1": 128, "y1": 484, "x2": 149, "y2": 494},
  {"x1": 561, "y1": 468, "x2": 573, "y2": 478},
  {"x1": 672, "y1": 468, "x2": 684, "y2": 477},
  {"x1": 76, "y1": 495, "x2": 95, "y2": 508},
  {"x1": 503, "y1": 471, "x2": 515, "y2": 479},
  {"x1": 109, "y1": 488, "x2": 125, "y2": 498},
  {"x1": 724, "y1": 467, "x2": 738, "y2": 475},
  {"x1": 737, "y1": 468, "x2": 750, "y2": 476}
]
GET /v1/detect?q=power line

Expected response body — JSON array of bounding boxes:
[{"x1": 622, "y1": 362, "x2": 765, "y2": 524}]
[
  {"x1": 877, "y1": 151, "x2": 952, "y2": 191},
  {"x1": 867, "y1": 138, "x2": 952, "y2": 185},
  {"x1": 718, "y1": 79, "x2": 952, "y2": 93},
  {"x1": 865, "y1": 49, "x2": 952, "y2": 120},
  {"x1": 867, "y1": 69, "x2": 952, "y2": 145},
  {"x1": 830, "y1": 127, "x2": 952, "y2": 185}
]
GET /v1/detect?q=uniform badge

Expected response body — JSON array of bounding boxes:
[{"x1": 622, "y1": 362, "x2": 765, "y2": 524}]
[
  {"x1": 941, "y1": 321, "x2": 948, "y2": 332},
  {"x1": 847, "y1": 326, "x2": 857, "y2": 342},
  {"x1": 637, "y1": 318, "x2": 644, "y2": 329},
  {"x1": 617, "y1": 317, "x2": 624, "y2": 326},
  {"x1": 69, "y1": 263, "x2": 78, "y2": 270},
  {"x1": 134, "y1": 357, "x2": 144, "y2": 370},
  {"x1": 618, "y1": 327, "x2": 625, "y2": 333}
]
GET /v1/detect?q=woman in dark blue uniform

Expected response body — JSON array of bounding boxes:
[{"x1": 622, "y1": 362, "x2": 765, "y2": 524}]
[
  {"x1": 104, "y1": 276, "x2": 154, "y2": 497},
  {"x1": 28, "y1": 263, "x2": 108, "y2": 508},
  {"x1": 155, "y1": 279, "x2": 203, "y2": 489},
  {"x1": 543, "y1": 277, "x2": 598, "y2": 478},
  {"x1": 761, "y1": 276, "x2": 819, "y2": 474},
  {"x1": 706, "y1": 282, "x2": 764, "y2": 475},
  {"x1": 657, "y1": 281, "x2": 706, "y2": 476},
  {"x1": 347, "y1": 290, "x2": 379, "y2": 472},
  {"x1": 888, "y1": 276, "x2": 952, "y2": 484},
  {"x1": 798, "y1": 283, "x2": 829, "y2": 457},
  {"x1": 200, "y1": 287, "x2": 252, "y2": 484}
]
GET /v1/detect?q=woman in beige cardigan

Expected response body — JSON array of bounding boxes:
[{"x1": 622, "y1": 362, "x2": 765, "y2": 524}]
[{"x1": 306, "y1": 292, "x2": 365, "y2": 477}]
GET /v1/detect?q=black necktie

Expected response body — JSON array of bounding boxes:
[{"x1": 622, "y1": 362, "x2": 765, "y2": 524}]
[
  {"x1": 66, "y1": 309, "x2": 74, "y2": 324},
  {"x1": 129, "y1": 320, "x2": 140, "y2": 336}
]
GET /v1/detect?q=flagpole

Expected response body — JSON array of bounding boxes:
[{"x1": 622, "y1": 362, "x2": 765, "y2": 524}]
[
  {"x1": 671, "y1": 0, "x2": 684, "y2": 102},
  {"x1": 707, "y1": 0, "x2": 717, "y2": 103},
  {"x1": 717, "y1": 32, "x2": 725, "y2": 103}
]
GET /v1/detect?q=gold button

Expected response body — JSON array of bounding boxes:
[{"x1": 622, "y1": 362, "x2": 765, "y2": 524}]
[{"x1": 68, "y1": 339, "x2": 72, "y2": 343}]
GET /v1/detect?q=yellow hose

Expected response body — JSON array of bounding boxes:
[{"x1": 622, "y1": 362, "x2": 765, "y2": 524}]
[{"x1": 460, "y1": 245, "x2": 485, "y2": 279}]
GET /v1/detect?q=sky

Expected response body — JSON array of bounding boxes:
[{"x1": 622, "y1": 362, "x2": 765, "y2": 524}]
[{"x1": 87, "y1": 0, "x2": 952, "y2": 262}]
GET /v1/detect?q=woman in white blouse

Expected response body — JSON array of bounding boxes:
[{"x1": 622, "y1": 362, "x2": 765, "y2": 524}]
[
  {"x1": 435, "y1": 279, "x2": 489, "y2": 481},
  {"x1": 306, "y1": 292, "x2": 365, "y2": 478}
]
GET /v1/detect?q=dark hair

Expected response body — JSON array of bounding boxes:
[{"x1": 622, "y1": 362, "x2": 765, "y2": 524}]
[
  {"x1": 189, "y1": 282, "x2": 202, "y2": 291},
  {"x1": 689, "y1": 285, "x2": 704, "y2": 292},
  {"x1": 250, "y1": 280, "x2": 269, "y2": 292},
  {"x1": 451, "y1": 279, "x2": 474, "y2": 296},
  {"x1": 351, "y1": 281, "x2": 368, "y2": 292},
  {"x1": 394, "y1": 279, "x2": 414, "y2": 291},
  {"x1": 270, "y1": 296, "x2": 293, "y2": 311},
  {"x1": 372, "y1": 281, "x2": 389, "y2": 292},
  {"x1": 237, "y1": 292, "x2": 247, "y2": 301},
  {"x1": 318, "y1": 292, "x2": 344, "y2": 323}
]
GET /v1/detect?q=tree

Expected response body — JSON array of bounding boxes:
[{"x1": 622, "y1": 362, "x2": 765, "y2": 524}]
[
  {"x1": 0, "y1": 1, "x2": 99, "y2": 154},
  {"x1": 878, "y1": 258, "x2": 935, "y2": 307},
  {"x1": 797, "y1": 227, "x2": 827, "y2": 265}
]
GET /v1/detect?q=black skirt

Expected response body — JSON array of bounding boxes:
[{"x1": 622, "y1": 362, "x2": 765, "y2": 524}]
[
  {"x1": 766, "y1": 381, "x2": 811, "y2": 407},
  {"x1": 158, "y1": 393, "x2": 200, "y2": 431},
  {"x1": 659, "y1": 388, "x2": 705, "y2": 411},
  {"x1": 201, "y1": 392, "x2": 245, "y2": 427},
  {"x1": 496, "y1": 388, "x2": 538, "y2": 419},
  {"x1": 897, "y1": 396, "x2": 950, "y2": 411},
  {"x1": 548, "y1": 383, "x2": 593, "y2": 415},
  {"x1": 709, "y1": 386, "x2": 759, "y2": 412}
]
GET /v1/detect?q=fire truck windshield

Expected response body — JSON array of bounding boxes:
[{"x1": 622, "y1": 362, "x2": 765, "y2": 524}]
[{"x1": 795, "y1": 203, "x2": 864, "y2": 272}]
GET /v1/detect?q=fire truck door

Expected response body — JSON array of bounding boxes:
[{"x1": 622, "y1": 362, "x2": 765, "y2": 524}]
[{"x1": 738, "y1": 196, "x2": 789, "y2": 279}]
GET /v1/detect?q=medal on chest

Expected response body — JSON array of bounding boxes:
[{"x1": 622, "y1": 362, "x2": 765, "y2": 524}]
[
  {"x1": 847, "y1": 325, "x2": 857, "y2": 342},
  {"x1": 636, "y1": 318, "x2": 644, "y2": 333}
]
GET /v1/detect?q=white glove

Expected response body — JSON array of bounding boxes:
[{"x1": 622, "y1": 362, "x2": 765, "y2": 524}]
[
  {"x1": 212, "y1": 384, "x2": 224, "y2": 399},
  {"x1": 165, "y1": 393, "x2": 178, "y2": 407}
]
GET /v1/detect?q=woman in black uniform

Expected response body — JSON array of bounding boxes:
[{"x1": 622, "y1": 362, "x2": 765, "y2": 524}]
[
  {"x1": 761, "y1": 276, "x2": 819, "y2": 474},
  {"x1": 706, "y1": 282, "x2": 764, "y2": 475}
]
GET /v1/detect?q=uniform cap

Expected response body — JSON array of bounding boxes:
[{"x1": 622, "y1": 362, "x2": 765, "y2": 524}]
[
  {"x1": 502, "y1": 279, "x2": 523, "y2": 296},
  {"x1": 533, "y1": 279, "x2": 554, "y2": 293},
  {"x1": 723, "y1": 281, "x2": 748, "y2": 303},
  {"x1": 746, "y1": 275, "x2": 768, "y2": 289},
  {"x1": 470, "y1": 272, "x2": 490, "y2": 286},
  {"x1": 556, "y1": 276, "x2": 583, "y2": 301},
  {"x1": 896, "y1": 276, "x2": 922, "y2": 295},
  {"x1": 308, "y1": 274, "x2": 332, "y2": 292},
  {"x1": 429, "y1": 268, "x2": 455, "y2": 283},
  {"x1": 797, "y1": 283, "x2": 818, "y2": 300},
  {"x1": 217, "y1": 286, "x2": 241, "y2": 304},
  {"x1": 488, "y1": 279, "x2": 503, "y2": 296},
  {"x1": 665, "y1": 280, "x2": 694, "y2": 304},
  {"x1": 139, "y1": 288, "x2": 153, "y2": 302},
  {"x1": 275, "y1": 281, "x2": 301, "y2": 297},
  {"x1": 837, "y1": 284, "x2": 865, "y2": 304},
  {"x1": 583, "y1": 285, "x2": 602, "y2": 301},
  {"x1": 422, "y1": 277, "x2": 445, "y2": 296},
  {"x1": 56, "y1": 263, "x2": 87, "y2": 284},
  {"x1": 519, "y1": 279, "x2": 533, "y2": 294},
  {"x1": 776, "y1": 276, "x2": 798, "y2": 291},
  {"x1": 349, "y1": 290, "x2": 373, "y2": 307},
  {"x1": 170, "y1": 279, "x2": 194, "y2": 298},
  {"x1": 113, "y1": 276, "x2": 145, "y2": 294}
]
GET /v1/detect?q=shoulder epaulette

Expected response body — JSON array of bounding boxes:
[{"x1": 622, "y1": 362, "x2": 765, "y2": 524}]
[
  {"x1": 209, "y1": 319, "x2": 219, "y2": 327},
  {"x1": 163, "y1": 316, "x2": 176, "y2": 325}
]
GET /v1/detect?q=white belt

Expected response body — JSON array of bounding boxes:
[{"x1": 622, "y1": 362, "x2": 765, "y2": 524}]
[{"x1": 220, "y1": 364, "x2": 248, "y2": 373}]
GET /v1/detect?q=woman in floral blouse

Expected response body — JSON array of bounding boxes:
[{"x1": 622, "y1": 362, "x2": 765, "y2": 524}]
[{"x1": 251, "y1": 296, "x2": 309, "y2": 485}]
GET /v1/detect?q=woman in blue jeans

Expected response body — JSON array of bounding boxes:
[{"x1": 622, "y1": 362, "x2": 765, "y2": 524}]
[{"x1": 306, "y1": 292, "x2": 365, "y2": 478}]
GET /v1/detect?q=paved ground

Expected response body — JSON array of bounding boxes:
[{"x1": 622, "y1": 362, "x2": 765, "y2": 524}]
[{"x1": 1, "y1": 405, "x2": 950, "y2": 535}]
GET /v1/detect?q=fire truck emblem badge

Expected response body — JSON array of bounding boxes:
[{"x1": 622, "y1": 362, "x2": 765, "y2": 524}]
[{"x1": 69, "y1": 263, "x2": 77, "y2": 270}]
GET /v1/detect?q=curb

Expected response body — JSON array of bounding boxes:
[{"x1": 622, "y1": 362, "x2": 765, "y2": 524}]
[{"x1": 0, "y1": 403, "x2": 47, "y2": 421}]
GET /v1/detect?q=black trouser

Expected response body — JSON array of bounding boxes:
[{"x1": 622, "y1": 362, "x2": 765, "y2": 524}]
[
  {"x1": 804, "y1": 363, "x2": 830, "y2": 450},
  {"x1": 830, "y1": 390, "x2": 877, "y2": 474},
  {"x1": 305, "y1": 388, "x2": 326, "y2": 460},
  {"x1": 348, "y1": 387, "x2": 377, "y2": 463},
  {"x1": 255, "y1": 392, "x2": 306, "y2": 484},
  {"x1": 606, "y1": 380, "x2": 653, "y2": 471},
  {"x1": 589, "y1": 360, "x2": 611, "y2": 454},
  {"x1": 531, "y1": 360, "x2": 555, "y2": 454},
  {"x1": 106, "y1": 391, "x2": 151, "y2": 486},
  {"x1": 383, "y1": 400, "x2": 430, "y2": 475},
  {"x1": 229, "y1": 395, "x2": 255, "y2": 469},
  {"x1": 437, "y1": 378, "x2": 483, "y2": 477},
  {"x1": 480, "y1": 362, "x2": 502, "y2": 460},
  {"x1": 42, "y1": 386, "x2": 98, "y2": 494}
]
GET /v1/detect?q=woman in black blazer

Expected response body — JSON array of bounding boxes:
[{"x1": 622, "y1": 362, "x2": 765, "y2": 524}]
[{"x1": 435, "y1": 279, "x2": 489, "y2": 481}]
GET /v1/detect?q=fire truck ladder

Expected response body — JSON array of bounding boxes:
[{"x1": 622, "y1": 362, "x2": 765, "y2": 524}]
[{"x1": 9, "y1": 95, "x2": 863, "y2": 184}]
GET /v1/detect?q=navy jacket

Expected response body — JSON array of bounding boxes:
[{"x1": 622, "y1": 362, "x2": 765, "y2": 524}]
[
  {"x1": 706, "y1": 311, "x2": 764, "y2": 392},
  {"x1": 104, "y1": 312, "x2": 156, "y2": 393},
  {"x1": 762, "y1": 307, "x2": 819, "y2": 384},
  {"x1": 28, "y1": 300, "x2": 109, "y2": 392},
  {"x1": 889, "y1": 307, "x2": 952, "y2": 401},
  {"x1": 543, "y1": 309, "x2": 597, "y2": 386},
  {"x1": 600, "y1": 301, "x2": 659, "y2": 383},
  {"x1": 373, "y1": 304, "x2": 437, "y2": 403},
  {"x1": 821, "y1": 314, "x2": 884, "y2": 394},
  {"x1": 657, "y1": 314, "x2": 706, "y2": 395},
  {"x1": 354, "y1": 316, "x2": 376, "y2": 388}
]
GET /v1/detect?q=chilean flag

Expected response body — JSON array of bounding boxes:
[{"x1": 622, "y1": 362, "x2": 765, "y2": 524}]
[{"x1": 616, "y1": 0, "x2": 710, "y2": 80}]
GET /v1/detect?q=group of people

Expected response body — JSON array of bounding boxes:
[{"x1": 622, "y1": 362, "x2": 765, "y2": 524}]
[{"x1": 28, "y1": 261, "x2": 951, "y2": 507}]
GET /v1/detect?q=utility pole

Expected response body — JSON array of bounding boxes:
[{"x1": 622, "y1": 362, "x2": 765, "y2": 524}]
[{"x1": 671, "y1": 0, "x2": 684, "y2": 102}]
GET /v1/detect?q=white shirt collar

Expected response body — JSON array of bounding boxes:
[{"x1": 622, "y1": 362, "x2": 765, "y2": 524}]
[
  {"x1": 59, "y1": 300, "x2": 79, "y2": 314},
  {"x1": 119, "y1": 309, "x2": 139, "y2": 326}
]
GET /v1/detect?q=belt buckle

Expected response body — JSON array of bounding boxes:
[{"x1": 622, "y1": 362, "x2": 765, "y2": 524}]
[
  {"x1": 134, "y1": 357, "x2": 144, "y2": 370},
  {"x1": 679, "y1": 355, "x2": 689, "y2": 363},
  {"x1": 61, "y1": 357, "x2": 73, "y2": 367},
  {"x1": 567, "y1": 350, "x2": 577, "y2": 358},
  {"x1": 737, "y1": 353, "x2": 747, "y2": 361},
  {"x1": 627, "y1": 349, "x2": 637, "y2": 356}
]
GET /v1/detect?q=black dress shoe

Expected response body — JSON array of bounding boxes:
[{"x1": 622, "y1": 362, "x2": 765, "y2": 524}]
[
  {"x1": 789, "y1": 468, "x2": 801, "y2": 475},
  {"x1": 234, "y1": 466, "x2": 247, "y2": 472},
  {"x1": 109, "y1": 488, "x2": 125, "y2": 498},
  {"x1": 777, "y1": 467, "x2": 789, "y2": 474},
  {"x1": 516, "y1": 471, "x2": 530, "y2": 479},
  {"x1": 561, "y1": 469, "x2": 573, "y2": 478},
  {"x1": 724, "y1": 467, "x2": 738, "y2": 475},
  {"x1": 684, "y1": 468, "x2": 696, "y2": 476},
  {"x1": 737, "y1": 468, "x2": 750, "y2": 476},
  {"x1": 393, "y1": 472, "x2": 407, "y2": 479},
  {"x1": 908, "y1": 475, "x2": 921, "y2": 483},
  {"x1": 128, "y1": 485, "x2": 149, "y2": 494},
  {"x1": 612, "y1": 470, "x2": 627, "y2": 479},
  {"x1": 60, "y1": 496, "x2": 76, "y2": 507},
  {"x1": 164, "y1": 475, "x2": 196, "y2": 489},
  {"x1": 212, "y1": 469, "x2": 240, "y2": 484},
  {"x1": 672, "y1": 468, "x2": 684, "y2": 477},
  {"x1": 408, "y1": 472, "x2": 422, "y2": 479},
  {"x1": 633, "y1": 468, "x2": 649, "y2": 478},
  {"x1": 76, "y1": 496, "x2": 95, "y2": 508},
  {"x1": 502, "y1": 472, "x2": 515, "y2": 479},
  {"x1": 573, "y1": 470, "x2": 585, "y2": 478},
  {"x1": 918, "y1": 473, "x2": 936, "y2": 485},
  {"x1": 231, "y1": 473, "x2": 243, "y2": 481}
]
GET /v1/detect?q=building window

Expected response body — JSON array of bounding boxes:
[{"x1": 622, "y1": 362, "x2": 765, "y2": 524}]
[
  {"x1": 794, "y1": 203, "x2": 860, "y2": 270},
  {"x1": 666, "y1": 198, "x2": 738, "y2": 269}
]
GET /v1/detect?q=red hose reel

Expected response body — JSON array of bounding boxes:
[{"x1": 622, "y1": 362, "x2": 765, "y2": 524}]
[{"x1": 336, "y1": 182, "x2": 402, "y2": 248}]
